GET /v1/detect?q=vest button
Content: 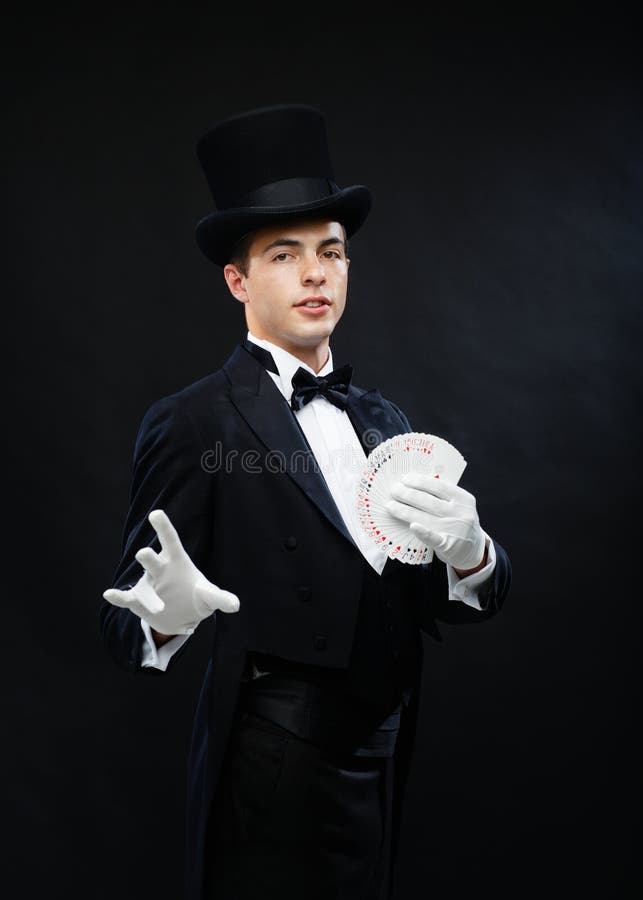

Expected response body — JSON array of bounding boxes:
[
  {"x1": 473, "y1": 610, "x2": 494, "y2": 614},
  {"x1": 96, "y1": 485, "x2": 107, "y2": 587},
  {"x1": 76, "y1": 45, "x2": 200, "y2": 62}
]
[
  {"x1": 283, "y1": 536, "x2": 298, "y2": 550},
  {"x1": 313, "y1": 635, "x2": 327, "y2": 651},
  {"x1": 297, "y1": 586, "x2": 312, "y2": 602}
]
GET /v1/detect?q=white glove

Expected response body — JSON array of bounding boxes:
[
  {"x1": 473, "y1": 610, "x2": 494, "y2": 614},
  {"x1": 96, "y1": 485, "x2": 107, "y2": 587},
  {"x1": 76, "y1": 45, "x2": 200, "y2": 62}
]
[
  {"x1": 103, "y1": 509, "x2": 240, "y2": 635},
  {"x1": 386, "y1": 474, "x2": 486, "y2": 572}
]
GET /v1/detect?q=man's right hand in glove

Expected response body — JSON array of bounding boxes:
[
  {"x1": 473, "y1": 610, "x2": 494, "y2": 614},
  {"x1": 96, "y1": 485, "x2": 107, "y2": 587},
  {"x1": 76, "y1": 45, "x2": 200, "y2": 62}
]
[{"x1": 103, "y1": 509, "x2": 240, "y2": 639}]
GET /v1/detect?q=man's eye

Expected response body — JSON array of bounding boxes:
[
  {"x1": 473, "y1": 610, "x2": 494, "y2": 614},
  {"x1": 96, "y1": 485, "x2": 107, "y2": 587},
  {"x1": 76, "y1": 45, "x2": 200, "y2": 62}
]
[
  {"x1": 272, "y1": 252, "x2": 291, "y2": 261},
  {"x1": 321, "y1": 250, "x2": 341, "y2": 259}
]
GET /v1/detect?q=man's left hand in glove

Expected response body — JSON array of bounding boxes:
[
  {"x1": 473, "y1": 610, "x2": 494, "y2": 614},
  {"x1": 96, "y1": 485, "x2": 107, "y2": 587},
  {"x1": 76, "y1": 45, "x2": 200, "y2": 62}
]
[{"x1": 385, "y1": 474, "x2": 488, "y2": 575}]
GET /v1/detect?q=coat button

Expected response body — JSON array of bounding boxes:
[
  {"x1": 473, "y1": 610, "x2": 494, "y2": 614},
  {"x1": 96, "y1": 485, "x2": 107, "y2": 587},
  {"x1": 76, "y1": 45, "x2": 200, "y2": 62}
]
[
  {"x1": 297, "y1": 586, "x2": 312, "y2": 602},
  {"x1": 313, "y1": 635, "x2": 327, "y2": 651},
  {"x1": 283, "y1": 536, "x2": 298, "y2": 550}
]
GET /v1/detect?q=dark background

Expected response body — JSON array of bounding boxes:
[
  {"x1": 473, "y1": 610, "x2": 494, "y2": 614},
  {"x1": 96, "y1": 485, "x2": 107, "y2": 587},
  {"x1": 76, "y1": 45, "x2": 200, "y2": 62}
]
[{"x1": 6, "y1": 5, "x2": 641, "y2": 898}]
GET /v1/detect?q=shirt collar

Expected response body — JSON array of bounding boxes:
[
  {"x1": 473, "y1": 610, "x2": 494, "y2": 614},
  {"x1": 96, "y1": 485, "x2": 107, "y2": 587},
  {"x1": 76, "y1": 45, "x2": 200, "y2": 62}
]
[{"x1": 246, "y1": 330, "x2": 334, "y2": 403}]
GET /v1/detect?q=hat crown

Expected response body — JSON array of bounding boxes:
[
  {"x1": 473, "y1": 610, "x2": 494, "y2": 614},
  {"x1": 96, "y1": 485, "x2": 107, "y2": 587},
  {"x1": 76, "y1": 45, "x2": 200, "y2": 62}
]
[
  {"x1": 196, "y1": 104, "x2": 335, "y2": 211},
  {"x1": 194, "y1": 102, "x2": 371, "y2": 266}
]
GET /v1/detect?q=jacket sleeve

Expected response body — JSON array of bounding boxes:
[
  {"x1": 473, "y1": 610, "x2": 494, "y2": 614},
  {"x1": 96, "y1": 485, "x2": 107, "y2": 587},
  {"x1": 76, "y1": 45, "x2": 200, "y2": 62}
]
[
  {"x1": 384, "y1": 399, "x2": 512, "y2": 629},
  {"x1": 99, "y1": 394, "x2": 215, "y2": 673},
  {"x1": 419, "y1": 540, "x2": 511, "y2": 628}
]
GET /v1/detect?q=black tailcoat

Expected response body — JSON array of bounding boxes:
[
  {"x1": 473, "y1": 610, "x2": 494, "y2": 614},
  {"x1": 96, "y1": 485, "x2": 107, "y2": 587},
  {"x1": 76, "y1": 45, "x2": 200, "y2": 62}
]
[{"x1": 100, "y1": 342, "x2": 511, "y2": 899}]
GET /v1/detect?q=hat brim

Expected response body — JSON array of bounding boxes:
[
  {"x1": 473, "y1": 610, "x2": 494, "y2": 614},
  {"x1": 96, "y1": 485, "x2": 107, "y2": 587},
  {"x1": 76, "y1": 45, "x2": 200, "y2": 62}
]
[{"x1": 195, "y1": 185, "x2": 372, "y2": 267}]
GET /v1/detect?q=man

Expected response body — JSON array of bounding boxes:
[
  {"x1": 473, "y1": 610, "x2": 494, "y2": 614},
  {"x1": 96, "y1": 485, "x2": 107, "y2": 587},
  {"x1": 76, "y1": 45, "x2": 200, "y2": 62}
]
[{"x1": 100, "y1": 104, "x2": 511, "y2": 900}]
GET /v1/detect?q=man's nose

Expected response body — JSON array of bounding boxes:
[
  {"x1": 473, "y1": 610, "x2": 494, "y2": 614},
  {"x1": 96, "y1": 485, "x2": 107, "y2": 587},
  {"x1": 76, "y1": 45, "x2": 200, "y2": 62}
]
[{"x1": 301, "y1": 256, "x2": 327, "y2": 285}]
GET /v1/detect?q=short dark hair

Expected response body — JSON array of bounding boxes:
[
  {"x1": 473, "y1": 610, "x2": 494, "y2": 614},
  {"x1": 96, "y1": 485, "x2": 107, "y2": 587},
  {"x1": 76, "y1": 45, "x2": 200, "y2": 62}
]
[
  {"x1": 228, "y1": 217, "x2": 349, "y2": 276},
  {"x1": 228, "y1": 231, "x2": 254, "y2": 276}
]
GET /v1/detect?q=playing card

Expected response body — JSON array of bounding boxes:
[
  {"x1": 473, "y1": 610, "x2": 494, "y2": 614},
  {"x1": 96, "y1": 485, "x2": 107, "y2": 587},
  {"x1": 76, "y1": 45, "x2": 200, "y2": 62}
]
[{"x1": 356, "y1": 432, "x2": 467, "y2": 564}]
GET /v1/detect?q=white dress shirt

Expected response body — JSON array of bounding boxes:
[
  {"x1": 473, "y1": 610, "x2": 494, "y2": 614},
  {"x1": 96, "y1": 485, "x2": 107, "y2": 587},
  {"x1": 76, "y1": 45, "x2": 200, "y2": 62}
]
[{"x1": 140, "y1": 331, "x2": 496, "y2": 670}]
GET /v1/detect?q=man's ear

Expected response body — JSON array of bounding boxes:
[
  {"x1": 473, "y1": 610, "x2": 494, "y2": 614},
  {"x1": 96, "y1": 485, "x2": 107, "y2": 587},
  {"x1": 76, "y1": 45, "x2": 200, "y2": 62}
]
[{"x1": 223, "y1": 264, "x2": 249, "y2": 304}]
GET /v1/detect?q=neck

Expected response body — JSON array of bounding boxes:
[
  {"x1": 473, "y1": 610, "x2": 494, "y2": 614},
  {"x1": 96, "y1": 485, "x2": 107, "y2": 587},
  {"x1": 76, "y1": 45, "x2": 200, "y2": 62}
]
[{"x1": 252, "y1": 334, "x2": 330, "y2": 374}]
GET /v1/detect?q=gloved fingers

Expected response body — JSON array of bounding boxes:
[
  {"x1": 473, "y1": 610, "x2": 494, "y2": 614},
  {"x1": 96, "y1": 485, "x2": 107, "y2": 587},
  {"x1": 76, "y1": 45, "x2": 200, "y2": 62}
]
[
  {"x1": 131, "y1": 576, "x2": 166, "y2": 615},
  {"x1": 389, "y1": 482, "x2": 452, "y2": 517},
  {"x1": 410, "y1": 524, "x2": 486, "y2": 570},
  {"x1": 409, "y1": 522, "x2": 449, "y2": 552},
  {"x1": 102, "y1": 587, "x2": 133, "y2": 608},
  {"x1": 135, "y1": 546, "x2": 164, "y2": 580},
  {"x1": 384, "y1": 497, "x2": 413, "y2": 524},
  {"x1": 128, "y1": 598, "x2": 155, "y2": 620},
  {"x1": 215, "y1": 588, "x2": 241, "y2": 614},
  {"x1": 149, "y1": 509, "x2": 185, "y2": 559},
  {"x1": 385, "y1": 498, "x2": 445, "y2": 529},
  {"x1": 400, "y1": 473, "x2": 476, "y2": 506},
  {"x1": 193, "y1": 581, "x2": 240, "y2": 616},
  {"x1": 102, "y1": 587, "x2": 163, "y2": 620}
]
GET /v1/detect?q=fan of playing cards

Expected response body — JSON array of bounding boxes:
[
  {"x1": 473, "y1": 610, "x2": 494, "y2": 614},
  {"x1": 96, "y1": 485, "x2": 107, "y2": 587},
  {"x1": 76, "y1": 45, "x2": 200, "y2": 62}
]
[{"x1": 356, "y1": 432, "x2": 467, "y2": 564}]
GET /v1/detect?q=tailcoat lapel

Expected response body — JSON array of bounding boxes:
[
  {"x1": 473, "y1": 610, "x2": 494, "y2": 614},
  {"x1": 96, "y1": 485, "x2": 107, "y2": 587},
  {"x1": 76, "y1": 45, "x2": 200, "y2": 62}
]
[
  {"x1": 344, "y1": 383, "x2": 405, "y2": 457},
  {"x1": 223, "y1": 343, "x2": 407, "y2": 549}
]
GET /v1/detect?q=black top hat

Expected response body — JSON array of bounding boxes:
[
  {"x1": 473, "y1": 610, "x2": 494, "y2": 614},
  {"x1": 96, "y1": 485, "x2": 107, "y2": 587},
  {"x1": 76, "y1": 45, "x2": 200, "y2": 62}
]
[{"x1": 195, "y1": 104, "x2": 372, "y2": 266}]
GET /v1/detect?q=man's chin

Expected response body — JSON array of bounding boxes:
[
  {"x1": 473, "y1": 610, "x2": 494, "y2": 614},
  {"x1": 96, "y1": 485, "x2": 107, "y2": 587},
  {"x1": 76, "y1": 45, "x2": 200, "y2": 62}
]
[{"x1": 286, "y1": 321, "x2": 337, "y2": 346}]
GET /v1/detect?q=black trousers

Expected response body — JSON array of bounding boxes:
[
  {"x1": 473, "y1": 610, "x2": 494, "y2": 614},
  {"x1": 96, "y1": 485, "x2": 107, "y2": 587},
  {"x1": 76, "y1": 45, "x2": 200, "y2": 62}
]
[{"x1": 204, "y1": 710, "x2": 394, "y2": 900}]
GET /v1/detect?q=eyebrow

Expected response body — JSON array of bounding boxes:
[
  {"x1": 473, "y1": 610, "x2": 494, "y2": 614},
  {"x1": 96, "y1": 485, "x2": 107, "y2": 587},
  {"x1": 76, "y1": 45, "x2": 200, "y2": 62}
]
[{"x1": 261, "y1": 236, "x2": 346, "y2": 255}]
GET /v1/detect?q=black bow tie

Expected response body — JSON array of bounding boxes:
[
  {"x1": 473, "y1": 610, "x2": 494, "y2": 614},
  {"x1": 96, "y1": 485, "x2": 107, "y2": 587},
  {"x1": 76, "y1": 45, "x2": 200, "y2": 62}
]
[
  {"x1": 240, "y1": 339, "x2": 353, "y2": 413},
  {"x1": 290, "y1": 364, "x2": 353, "y2": 412}
]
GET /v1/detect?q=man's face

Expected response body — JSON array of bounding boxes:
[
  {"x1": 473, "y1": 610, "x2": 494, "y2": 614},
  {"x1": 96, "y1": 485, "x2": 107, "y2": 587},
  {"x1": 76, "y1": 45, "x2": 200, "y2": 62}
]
[{"x1": 224, "y1": 219, "x2": 350, "y2": 354}]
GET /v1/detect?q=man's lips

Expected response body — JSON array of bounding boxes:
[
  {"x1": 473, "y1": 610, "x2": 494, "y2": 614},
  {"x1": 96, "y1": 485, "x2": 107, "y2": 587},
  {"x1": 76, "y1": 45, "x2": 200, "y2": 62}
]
[{"x1": 294, "y1": 296, "x2": 331, "y2": 307}]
